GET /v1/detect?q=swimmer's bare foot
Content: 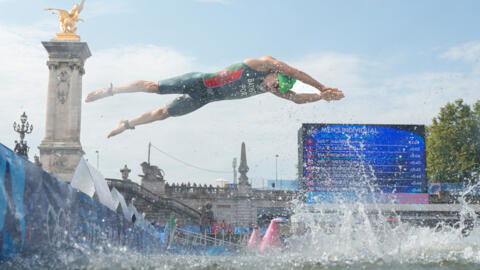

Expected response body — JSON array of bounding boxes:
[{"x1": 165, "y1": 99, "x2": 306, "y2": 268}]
[
  {"x1": 85, "y1": 83, "x2": 114, "y2": 103},
  {"x1": 107, "y1": 120, "x2": 134, "y2": 138}
]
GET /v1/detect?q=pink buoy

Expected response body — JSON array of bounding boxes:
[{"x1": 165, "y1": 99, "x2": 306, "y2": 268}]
[
  {"x1": 247, "y1": 226, "x2": 261, "y2": 250},
  {"x1": 259, "y1": 218, "x2": 284, "y2": 252}
]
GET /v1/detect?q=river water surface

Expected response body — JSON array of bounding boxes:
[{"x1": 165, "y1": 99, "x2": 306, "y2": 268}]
[{"x1": 4, "y1": 202, "x2": 480, "y2": 270}]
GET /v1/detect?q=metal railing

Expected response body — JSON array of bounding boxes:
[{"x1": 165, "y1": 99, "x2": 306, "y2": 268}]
[
  {"x1": 167, "y1": 227, "x2": 244, "y2": 249},
  {"x1": 165, "y1": 185, "x2": 297, "y2": 201}
]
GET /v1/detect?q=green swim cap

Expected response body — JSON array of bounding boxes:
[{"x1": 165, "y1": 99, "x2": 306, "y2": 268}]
[{"x1": 277, "y1": 73, "x2": 296, "y2": 93}]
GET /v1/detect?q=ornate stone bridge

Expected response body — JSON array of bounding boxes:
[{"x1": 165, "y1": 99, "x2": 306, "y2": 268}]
[
  {"x1": 163, "y1": 184, "x2": 296, "y2": 227},
  {"x1": 106, "y1": 178, "x2": 201, "y2": 225},
  {"x1": 107, "y1": 142, "x2": 298, "y2": 227}
]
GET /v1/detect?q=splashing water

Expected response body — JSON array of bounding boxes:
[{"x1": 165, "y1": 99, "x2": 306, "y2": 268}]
[
  {"x1": 4, "y1": 198, "x2": 480, "y2": 270},
  {"x1": 285, "y1": 200, "x2": 480, "y2": 268},
  {"x1": 3, "y1": 134, "x2": 480, "y2": 269}
]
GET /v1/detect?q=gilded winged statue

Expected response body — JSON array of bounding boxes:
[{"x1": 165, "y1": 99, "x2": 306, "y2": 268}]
[{"x1": 45, "y1": 0, "x2": 85, "y2": 34}]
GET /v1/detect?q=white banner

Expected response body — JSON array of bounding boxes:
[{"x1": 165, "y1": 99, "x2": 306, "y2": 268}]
[
  {"x1": 71, "y1": 157, "x2": 117, "y2": 211},
  {"x1": 111, "y1": 187, "x2": 130, "y2": 220},
  {"x1": 71, "y1": 157, "x2": 95, "y2": 197}
]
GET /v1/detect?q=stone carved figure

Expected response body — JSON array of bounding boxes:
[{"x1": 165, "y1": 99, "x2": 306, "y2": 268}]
[
  {"x1": 45, "y1": 0, "x2": 85, "y2": 35},
  {"x1": 14, "y1": 140, "x2": 29, "y2": 159},
  {"x1": 120, "y1": 164, "x2": 131, "y2": 181},
  {"x1": 56, "y1": 70, "x2": 70, "y2": 104},
  {"x1": 34, "y1": 155, "x2": 43, "y2": 167},
  {"x1": 53, "y1": 152, "x2": 66, "y2": 168},
  {"x1": 51, "y1": 152, "x2": 66, "y2": 174},
  {"x1": 139, "y1": 162, "x2": 165, "y2": 182}
]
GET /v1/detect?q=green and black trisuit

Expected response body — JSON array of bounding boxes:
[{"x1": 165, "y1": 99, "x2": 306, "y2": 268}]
[{"x1": 158, "y1": 62, "x2": 296, "y2": 116}]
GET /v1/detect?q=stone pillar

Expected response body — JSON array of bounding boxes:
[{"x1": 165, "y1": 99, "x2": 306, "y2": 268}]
[
  {"x1": 38, "y1": 41, "x2": 91, "y2": 182},
  {"x1": 237, "y1": 142, "x2": 250, "y2": 194}
]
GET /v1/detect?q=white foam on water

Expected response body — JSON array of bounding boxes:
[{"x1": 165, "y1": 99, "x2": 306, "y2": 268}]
[
  {"x1": 285, "y1": 201, "x2": 480, "y2": 267},
  {"x1": 5, "y1": 133, "x2": 480, "y2": 269},
  {"x1": 4, "y1": 197, "x2": 480, "y2": 270}
]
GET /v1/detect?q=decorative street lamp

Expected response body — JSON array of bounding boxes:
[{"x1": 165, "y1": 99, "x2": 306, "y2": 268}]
[{"x1": 13, "y1": 112, "x2": 33, "y2": 159}]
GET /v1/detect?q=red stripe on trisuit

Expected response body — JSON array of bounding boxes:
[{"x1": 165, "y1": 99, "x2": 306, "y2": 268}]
[{"x1": 204, "y1": 68, "x2": 244, "y2": 88}]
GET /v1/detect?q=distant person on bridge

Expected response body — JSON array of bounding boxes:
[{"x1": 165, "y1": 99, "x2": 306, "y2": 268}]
[{"x1": 85, "y1": 56, "x2": 344, "y2": 138}]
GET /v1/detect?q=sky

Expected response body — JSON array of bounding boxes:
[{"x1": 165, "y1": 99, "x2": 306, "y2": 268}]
[{"x1": 0, "y1": 0, "x2": 479, "y2": 187}]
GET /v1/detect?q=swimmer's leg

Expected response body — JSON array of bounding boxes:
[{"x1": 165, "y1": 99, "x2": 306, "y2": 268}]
[
  {"x1": 86, "y1": 80, "x2": 158, "y2": 102},
  {"x1": 107, "y1": 94, "x2": 208, "y2": 138},
  {"x1": 107, "y1": 105, "x2": 170, "y2": 138},
  {"x1": 165, "y1": 94, "x2": 208, "y2": 117},
  {"x1": 86, "y1": 72, "x2": 204, "y2": 103}
]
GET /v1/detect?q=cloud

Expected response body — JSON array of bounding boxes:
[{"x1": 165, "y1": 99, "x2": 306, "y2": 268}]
[
  {"x1": 79, "y1": 51, "x2": 365, "y2": 185},
  {"x1": 291, "y1": 53, "x2": 369, "y2": 92},
  {"x1": 375, "y1": 48, "x2": 480, "y2": 124},
  {"x1": 85, "y1": 44, "x2": 195, "y2": 86},
  {"x1": 0, "y1": 23, "x2": 371, "y2": 186},
  {"x1": 1, "y1": 21, "x2": 479, "y2": 186},
  {"x1": 0, "y1": 24, "x2": 50, "y2": 163},
  {"x1": 0, "y1": 23, "x2": 201, "y2": 184},
  {"x1": 440, "y1": 41, "x2": 480, "y2": 63},
  {"x1": 81, "y1": 44, "x2": 199, "y2": 182}
]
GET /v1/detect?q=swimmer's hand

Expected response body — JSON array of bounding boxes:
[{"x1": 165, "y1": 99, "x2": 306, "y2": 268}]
[{"x1": 320, "y1": 87, "x2": 344, "y2": 101}]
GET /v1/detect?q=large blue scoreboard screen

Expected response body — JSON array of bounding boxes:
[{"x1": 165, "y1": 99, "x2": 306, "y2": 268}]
[{"x1": 298, "y1": 124, "x2": 426, "y2": 193}]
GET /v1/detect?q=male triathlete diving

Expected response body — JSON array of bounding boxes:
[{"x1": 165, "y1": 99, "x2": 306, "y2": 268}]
[{"x1": 85, "y1": 56, "x2": 345, "y2": 138}]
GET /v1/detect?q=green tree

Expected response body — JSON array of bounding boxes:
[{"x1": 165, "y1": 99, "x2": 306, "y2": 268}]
[{"x1": 426, "y1": 99, "x2": 480, "y2": 183}]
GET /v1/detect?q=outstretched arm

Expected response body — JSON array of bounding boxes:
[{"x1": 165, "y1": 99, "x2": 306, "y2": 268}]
[
  {"x1": 245, "y1": 56, "x2": 329, "y2": 92},
  {"x1": 270, "y1": 89, "x2": 343, "y2": 104}
]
